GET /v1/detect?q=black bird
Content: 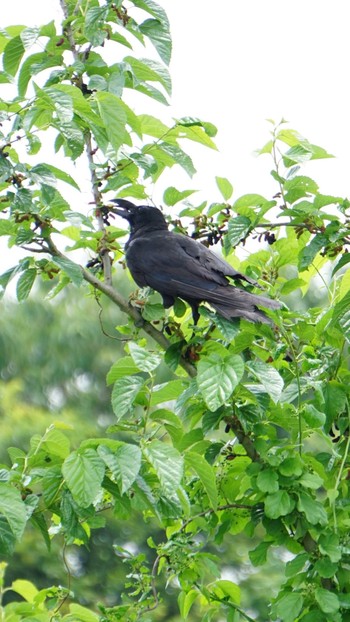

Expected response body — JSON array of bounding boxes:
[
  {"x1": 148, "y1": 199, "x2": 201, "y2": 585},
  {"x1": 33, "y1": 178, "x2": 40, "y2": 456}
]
[{"x1": 107, "y1": 199, "x2": 280, "y2": 324}]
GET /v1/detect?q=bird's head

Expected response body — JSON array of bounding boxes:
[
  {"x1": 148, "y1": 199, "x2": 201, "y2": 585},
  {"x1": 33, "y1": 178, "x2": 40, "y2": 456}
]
[{"x1": 106, "y1": 199, "x2": 168, "y2": 233}]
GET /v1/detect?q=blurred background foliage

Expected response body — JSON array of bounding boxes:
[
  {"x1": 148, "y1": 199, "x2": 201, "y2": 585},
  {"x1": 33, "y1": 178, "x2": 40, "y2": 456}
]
[{"x1": 0, "y1": 281, "x2": 287, "y2": 619}]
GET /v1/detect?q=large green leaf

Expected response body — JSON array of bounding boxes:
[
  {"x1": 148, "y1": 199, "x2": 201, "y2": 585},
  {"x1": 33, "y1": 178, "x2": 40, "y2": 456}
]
[
  {"x1": 150, "y1": 379, "x2": 185, "y2": 406},
  {"x1": 125, "y1": 56, "x2": 171, "y2": 95},
  {"x1": 98, "y1": 444, "x2": 142, "y2": 494},
  {"x1": 62, "y1": 449, "x2": 105, "y2": 507},
  {"x1": 163, "y1": 186, "x2": 197, "y2": 206},
  {"x1": 297, "y1": 491, "x2": 327, "y2": 525},
  {"x1": 247, "y1": 361, "x2": 284, "y2": 403},
  {"x1": 3, "y1": 35, "x2": 25, "y2": 75},
  {"x1": 0, "y1": 484, "x2": 27, "y2": 554},
  {"x1": 106, "y1": 357, "x2": 140, "y2": 384},
  {"x1": 197, "y1": 354, "x2": 244, "y2": 411},
  {"x1": 273, "y1": 592, "x2": 304, "y2": 622},
  {"x1": 111, "y1": 375, "x2": 145, "y2": 419},
  {"x1": 315, "y1": 588, "x2": 339, "y2": 614},
  {"x1": 185, "y1": 451, "x2": 218, "y2": 509},
  {"x1": 84, "y1": 6, "x2": 109, "y2": 46},
  {"x1": 264, "y1": 490, "x2": 295, "y2": 519},
  {"x1": 16, "y1": 268, "x2": 36, "y2": 301},
  {"x1": 227, "y1": 216, "x2": 251, "y2": 248},
  {"x1": 143, "y1": 440, "x2": 183, "y2": 496},
  {"x1": 128, "y1": 342, "x2": 161, "y2": 372},
  {"x1": 44, "y1": 164, "x2": 80, "y2": 190},
  {"x1": 139, "y1": 18, "x2": 172, "y2": 65},
  {"x1": 298, "y1": 233, "x2": 328, "y2": 271},
  {"x1": 95, "y1": 91, "x2": 127, "y2": 155},
  {"x1": 51, "y1": 256, "x2": 83, "y2": 286},
  {"x1": 215, "y1": 176, "x2": 233, "y2": 201}
]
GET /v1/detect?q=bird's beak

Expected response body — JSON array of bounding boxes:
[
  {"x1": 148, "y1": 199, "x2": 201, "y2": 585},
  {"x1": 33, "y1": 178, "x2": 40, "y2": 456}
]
[{"x1": 104, "y1": 201, "x2": 128, "y2": 218}]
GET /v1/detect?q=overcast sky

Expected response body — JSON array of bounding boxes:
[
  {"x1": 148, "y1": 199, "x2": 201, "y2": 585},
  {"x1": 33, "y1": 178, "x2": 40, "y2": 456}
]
[{"x1": 2, "y1": 1, "x2": 350, "y2": 205}]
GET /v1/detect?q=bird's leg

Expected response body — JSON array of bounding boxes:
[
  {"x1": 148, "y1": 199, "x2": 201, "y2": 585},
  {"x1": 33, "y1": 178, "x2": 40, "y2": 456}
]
[{"x1": 189, "y1": 302, "x2": 200, "y2": 325}]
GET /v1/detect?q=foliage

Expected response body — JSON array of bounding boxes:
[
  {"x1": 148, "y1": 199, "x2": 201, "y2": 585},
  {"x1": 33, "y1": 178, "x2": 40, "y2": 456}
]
[{"x1": 1, "y1": 2, "x2": 350, "y2": 621}]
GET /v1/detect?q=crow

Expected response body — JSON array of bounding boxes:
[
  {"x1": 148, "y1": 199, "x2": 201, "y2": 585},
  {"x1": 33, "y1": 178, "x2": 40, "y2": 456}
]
[{"x1": 107, "y1": 199, "x2": 280, "y2": 324}]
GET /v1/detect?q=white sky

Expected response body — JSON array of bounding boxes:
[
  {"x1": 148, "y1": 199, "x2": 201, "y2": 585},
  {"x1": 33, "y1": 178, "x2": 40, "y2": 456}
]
[{"x1": 2, "y1": 1, "x2": 350, "y2": 217}]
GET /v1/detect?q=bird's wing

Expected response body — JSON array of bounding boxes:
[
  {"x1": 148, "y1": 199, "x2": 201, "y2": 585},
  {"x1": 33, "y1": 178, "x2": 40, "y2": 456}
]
[{"x1": 177, "y1": 234, "x2": 258, "y2": 286}]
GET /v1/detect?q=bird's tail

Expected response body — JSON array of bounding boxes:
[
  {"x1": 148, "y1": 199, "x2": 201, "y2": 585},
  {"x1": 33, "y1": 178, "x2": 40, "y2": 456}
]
[{"x1": 208, "y1": 287, "x2": 281, "y2": 324}]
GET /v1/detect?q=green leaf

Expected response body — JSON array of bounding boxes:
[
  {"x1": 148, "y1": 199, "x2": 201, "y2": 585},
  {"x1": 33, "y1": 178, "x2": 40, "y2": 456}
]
[
  {"x1": 314, "y1": 558, "x2": 338, "y2": 579},
  {"x1": 264, "y1": 490, "x2": 295, "y2": 518},
  {"x1": 314, "y1": 588, "x2": 339, "y2": 614},
  {"x1": 132, "y1": 0, "x2": 170, "y2": 25},
  {"x1": 143, "y1": 440, "x2": 183, "y2": 496},
  {"x1": 125, "y1": 55, "x2": 172, "y2": 95},
  {"x1": 150, "y1": 379, "x2": 185, "y2": 406},
  {"x1": 197, "y1": 354, "x2": 244, "y2": 411},
  {"x1": 297, "y1": 491, "x2": 327, "y2": 525},
  {"x1": 279, "y1": 456, "x2": 303, "y2": 477},
  {"x1": 29, "y1": 164, "x2": 57, "y2": 187},
  {"x1": 318, "y1": 533, "x2": 342, "y2": 563},
  {"x1": 139, "y1": 18, "x2": 172, "y2": 65},
  {"x1": 95, "y1": 91, "x2": 127, "y2": 155},
  {"x1": 16, "y1": 268, "x2": 36, "y2": 301},
  {"x1": 176, "y1": 116, "x2": 217, "y2": 137},
  {"x1": 247, "y1": 361, "x2": 284, "y2": 403},
  {"x1": 338, "y1": 594, "x2": 350, "y2": 609},
  {"x1": 157, "y1": 143, "x2": 196, "y2": 177},
  {"x1": 44, "y1": 164, "x2": 80, "y2": 190},
  {"x1": 215, "y1": 176, "x2": 233, "y2": 201},
  {"x1": 273, "y1": 592, "x2": 303, "y2": 622},
  {"x1": 332, "y1": 252, "x2": 350, "y2": 277},
  {"x1": 47, "y1": 84, "x2": 103, "y2": 126},
  {"x1": 249, "y1": 541, "x2": 271, "y2": 566},
  {"x1": 302, "y1": 404, "x2": 326, "y2": 428},
  {"x1": 185, "y1": 451, "x2": 218, "y2": 509},
  {"x1": 106, "y1": 357, "x2": 140, "y2": 384},
  {"x1": 111, "y1": 375, "x2": 145, "y2": 420},
  {"x1": 51, "y1": 256, "x2": 83, "y2": 286},
  {"x1": 226, "y1": 216, "x2": 251, "y2": 248},
  {"x1": 283, "y1": 145, "x2": 313, "y2": 167},
  {"x1": 163, "y1": 186, "x2": 197, "y2": 206},
  {"x1": 98, "y1": 444, "x2": 141, "y2": 494},
  {"x1": 279, "y1": 277, "x2": 306, "y2": 294},
  {"x1": 68, "y1": 604, "x2": 100, "y2": 622},
  {"x1": 299, "y1": 471, "x2": 323, "y2": 489},
  {"x1": 211, "y1": 579, "x2": 240, "y2": 604},
  {"x1": 3, "y1": 35, "x2": 25, "y2": 75},
  {"x1": 285, "y1": 553, "x2": 309, "y2": 577},
  {"x1": 44, "y1": 86, "x2": 74, "y2": 123},
  {"x1": 11, "y1": 579, "x2": 38, "y2": 602},
  {"x1": 176, "y1": 123, "x2": 217, "y2": 150},
  {"x1": 42, "y1": 428, "x2": 70, "y2": 459},
  {"x1": 0, "y1": 483, "x2": 27, "y2": 554},
  {"x1": 62, "y1": 449, "x2": 105, "y2": 507},
  {"x1": 256, "y1": 469, "x2": 279, "y2": 493},
  {"x1": 299, "y1": 234, "x2": 328, "y2": 271},
  {"x1": 233, "y1": 193, "x2": 269, "y2": 209},
  {"x1": 128, "y1": 342, "x2": 161, "y2": 372},
  {"x1": 178, "y1": 588, "x2": 199, "y2": 620},
  {"x1": 84, "y1": 6, "x2": 109, "y2": 46},
  {"x1": 332, "y1": 290, "x2": 350, "y2": 342},
  {"x1": 20, "y1": 26, "x2": 40, "y2": 49}
]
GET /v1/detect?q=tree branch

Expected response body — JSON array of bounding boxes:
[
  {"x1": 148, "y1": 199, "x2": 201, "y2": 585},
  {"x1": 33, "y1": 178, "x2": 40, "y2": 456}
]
[{"x1": 45, "y1": 235, "x2": 197, "y2": 378}]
